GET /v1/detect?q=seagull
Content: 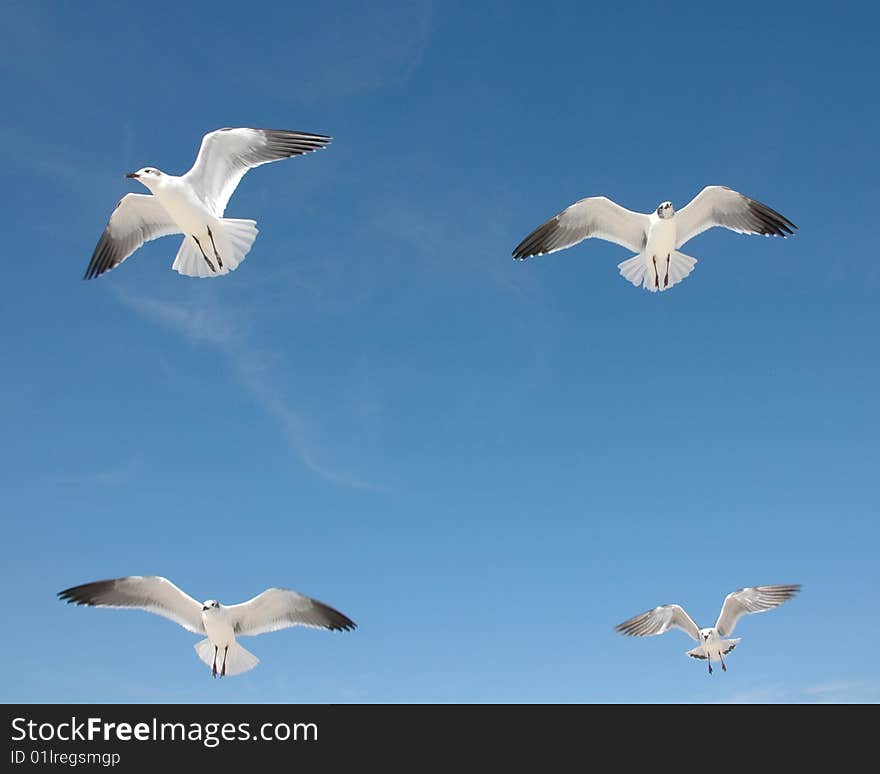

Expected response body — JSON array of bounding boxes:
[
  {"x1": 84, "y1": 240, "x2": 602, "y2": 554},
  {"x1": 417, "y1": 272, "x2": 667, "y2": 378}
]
[
  {"x1": 58, "y1": 576, "x2": 356, "y2": 677},
  {"x1": 512, "y1": 186, "x2": 797, "y2": 291},
  {"x1": 84, "y1": 128, "x2": 331, "y2": 280},
  {"x1": 615, "y1": 584, "x2": 800, "y2": 674}
]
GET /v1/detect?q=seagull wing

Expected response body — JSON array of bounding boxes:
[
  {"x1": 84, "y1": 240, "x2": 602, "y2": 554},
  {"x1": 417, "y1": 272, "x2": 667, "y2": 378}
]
[
  {"x1": 512, "y1": 196, "x2": 650, "y2": 260},
  {"x1": 714, "y1": 584, "x2": 800, "y2": 637},
  {"x1": 674, "y1": 185, "x2": 797, "y2": 248},
  {"x1": 84, "y1": 194, "x2": 180, "y2": 280},
  {"x1": 58, "y1": 576, "x2": 205, "y2": 635},
  {"x1": 184, "y1": 127, "x2": 332, "y2": 216},
  {"x1": 615, "y1": 604, "x2": 701, "y2": 641},
  {"x1": 225, "y1": 588, "x2": 356, "y2": 637}
]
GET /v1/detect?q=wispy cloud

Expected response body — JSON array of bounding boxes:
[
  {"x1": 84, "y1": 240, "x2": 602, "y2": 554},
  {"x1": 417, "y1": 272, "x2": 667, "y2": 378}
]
[
  {"x1": 52, "y1": 460, "x2": 138, "y2": 488},
  {"x1": 803, "y1": 680, "x2": 880, "y2": 704},
  {"x1": 0, "y1": 3, "x2": 51, "y2": 84},
  {"x1": 114, "y1": 287, "x2": 381, "y2": 491},
  {"x1": 723, "y1": 683, "x2": 790, "y2": 704},
  {"x1": 250, "y1": 1, "x2": 433, "y2": 104},
  {"x1": 724, "y1": 678, "x2": 880, "y2": 704}
]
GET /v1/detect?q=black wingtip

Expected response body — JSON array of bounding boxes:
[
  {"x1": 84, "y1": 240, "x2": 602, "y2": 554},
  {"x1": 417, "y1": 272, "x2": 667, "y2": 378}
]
[
  {"x1": 57, "y1": 579, "x2": 116, "y2": 607},
  {"x1": 58, "y1": 586, "x2": 83, "y2": 605},
  {"x1": 746, "y1": 199, "x2": 799, "y2": 237},
  {"x1": 329, "y1": 612, "x2": 358, "y2": 633},
  {"x1": 316, "y1": 599, "x2": 357, "y2": 632},
  {"x1": 512, "y1": 219, "x2": 556, "y2": 260}
]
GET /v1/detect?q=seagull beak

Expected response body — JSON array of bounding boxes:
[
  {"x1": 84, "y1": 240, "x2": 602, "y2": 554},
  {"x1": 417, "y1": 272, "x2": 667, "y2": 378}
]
[{"x1": 126, "y1": 172, "x2": 139, "y2": 179}]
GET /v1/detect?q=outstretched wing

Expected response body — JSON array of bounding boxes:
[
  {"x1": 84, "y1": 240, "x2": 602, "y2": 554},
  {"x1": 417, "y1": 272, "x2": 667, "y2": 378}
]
[
  {"x1": 715, "y1": 584, "x2": 800, "y2": 637},
  {"x1": 58, "y1": 576, "x2": 205, "y2": 635},
  {"x1": 84, "y1": 194, "x2": 180, "y2": 280},
  {"x1": 674, "y1": 186, "x2": 797, "y2": 248},
  {"x1": 512, "y1": 196, "x2": 650, "y2": 259},
  {"x1": 184, "y1": 128, "x2": 331, "y2": 216},
  {"x1": 615, "y1": 603, "x2": 701, "y2": 642},
  {"x1": 225, "y1": 588, "x2": 356, "y2": 637}
]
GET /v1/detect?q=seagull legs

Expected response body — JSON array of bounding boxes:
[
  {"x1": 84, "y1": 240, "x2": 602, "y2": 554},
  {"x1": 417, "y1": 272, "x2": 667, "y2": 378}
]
[
  {"x1": 720, "y1": 651, "x2": 727, "y2": 672},
  {"x1": 192, "y1": 235, "x2": 217, "y2": 273},
  {"x1": 211, "y1": 646, "x2": 218, "y2": 679},
  {"x1": 221, "y1": 645, "x2": 228, "y2": 677},
  {"x1": 664, "y1": 254, "x2": 670, "y2": 288},
  {"x1": 206, "y1": 225, "x2": 223, "y2": 269},
  {"x1": 708, "y1": 655, "x2": 713, "y2": 675},
  {"x1": 652, "y1": 256, "x2": 659, "y2": 289}
]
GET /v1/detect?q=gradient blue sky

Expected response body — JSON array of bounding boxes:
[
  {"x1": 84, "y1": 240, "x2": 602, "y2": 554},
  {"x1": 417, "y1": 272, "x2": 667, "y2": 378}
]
[{"x1": 2, "y1": 0, "x2": 878, "y2": 703}]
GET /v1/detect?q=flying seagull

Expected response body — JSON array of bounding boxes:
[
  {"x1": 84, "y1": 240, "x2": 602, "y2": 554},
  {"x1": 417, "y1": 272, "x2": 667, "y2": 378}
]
[
  {"x1": 512, "y1": 186, "x2": 797, "y2": 291},
  {"x1": 84, "y1": 127, "x2": 331, "y2": 280},
  {"x1": 615, "y1": 584, "x2": 800, "y2": 674},
  {"x1": 59, "y1": 576, "x2": 356, "y2": 677}
]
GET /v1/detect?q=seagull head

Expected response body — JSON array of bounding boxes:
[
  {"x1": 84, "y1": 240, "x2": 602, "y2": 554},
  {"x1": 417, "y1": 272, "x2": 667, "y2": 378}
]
[
  {"x1": 699, "y1": 628, "x2": 714, "y2": 642},
  {"x1": 201, "y1": 599, "x2": 221, "y2": 613},
  {"x1": 125, "y1": 167, "x2": 165, "y2": 190},
  {"x1": 656, "y1": 201, "x2": 675, "y2": 219}
]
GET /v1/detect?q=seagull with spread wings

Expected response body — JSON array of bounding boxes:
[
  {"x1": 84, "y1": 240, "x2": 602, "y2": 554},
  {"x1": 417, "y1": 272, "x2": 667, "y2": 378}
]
[
  {"x1": 59, "y1": 576, "x2": 356, "y2": 678},
  {"x1": 84, "y1": 127, "x2": 331, "y2": 280},
  {"x1": 615, "y1": 584, "x2": 800, "y2": 673},
  {"x1": 512, "y1": 186, "x2": 797, "y2": 292}
]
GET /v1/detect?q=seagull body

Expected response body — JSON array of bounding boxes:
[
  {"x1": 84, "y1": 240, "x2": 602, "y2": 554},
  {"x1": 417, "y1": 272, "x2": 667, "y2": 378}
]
[
  {"x1": 59, "y1": 576, "x2": 356, "y2": 678},
  {"x1": 615, "y1": 584, "x2": 800, "y2": 674},
  {"x1": 512, "y1": 186, "x2": 797, "y2": 292},
  {"x1": 84, "y1": 128, "x2": 331, "y2": 280}
]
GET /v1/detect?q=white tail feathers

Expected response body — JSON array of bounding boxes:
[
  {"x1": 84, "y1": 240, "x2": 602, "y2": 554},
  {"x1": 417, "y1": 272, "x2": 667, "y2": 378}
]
[
  {"x1": 172, "y1": 218, "x2": 259, "y2": 278},
  {"x1": 617, "y1": 251, "x2": 698, "y2": 292},
  {"x1": 686, "y1": 638, "x2": 740, "y2": 663},
  {"x1": 194, "y1": 639, "x2": 260, "y2": 676}
]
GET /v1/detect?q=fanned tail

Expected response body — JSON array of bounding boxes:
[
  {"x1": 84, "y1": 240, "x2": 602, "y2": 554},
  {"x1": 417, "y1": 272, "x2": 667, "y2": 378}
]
[
  {"x1": 194, "y1": 639, "x2": 260, "y2": 676},
  {"x1": 687, "y1": 638, "x2": 741, "y2": 662},
  {"x1": 617, "y1": 251, "x2": 698, "y2": 292},
  {"x1": 618, "y1": 254, "x2": 648, "y2": 288},
  {"x1": 172, "y1": 219, "x2": 259, "y2": 278}
]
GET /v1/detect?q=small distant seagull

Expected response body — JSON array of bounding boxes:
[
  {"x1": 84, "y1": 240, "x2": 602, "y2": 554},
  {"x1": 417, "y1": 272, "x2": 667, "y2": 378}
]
[
  {"x1": 615, "y1": 584, "x2": 800, "y2": 674},
  {"x1": 84, "y1": 128, "x2": 331, "y2": 280},
  {"x1": 512, "y1": 186, "x2": 797, "y2": 291},
  {"x1": 59, "y1": 576, "x2": 356, "y2": 678}
]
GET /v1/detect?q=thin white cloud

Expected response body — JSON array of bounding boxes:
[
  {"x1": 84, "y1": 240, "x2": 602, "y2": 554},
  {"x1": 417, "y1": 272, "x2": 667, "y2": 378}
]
[
  {"x1": 724, "y1": 679, "x2": 880, "y2": 704},
  {"x1": 251, "y1": 1, "x2": 432, "y2": 103},
  {"x1": 114, "y1": 288, "x2": 381, "y2": 491},
  {"x1": 803, "y1": 680, "x2": 880, "y2": 704},
  {"x1": 724, "y1": 683, "x2": 789, "y2": 704},
  {"x1": 52, "y1": 461, "x2": 137, "y2": 488}
]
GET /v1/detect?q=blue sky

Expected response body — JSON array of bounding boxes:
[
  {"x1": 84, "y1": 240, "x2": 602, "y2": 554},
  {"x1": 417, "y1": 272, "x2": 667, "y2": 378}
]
[{"x1": 1, "y1": 0, "x2": 878, "y2": 703}]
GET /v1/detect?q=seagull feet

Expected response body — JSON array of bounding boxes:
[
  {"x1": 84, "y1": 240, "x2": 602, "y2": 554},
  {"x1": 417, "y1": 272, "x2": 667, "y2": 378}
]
[
  {"x1": 192, "y1": 235, "x2": 217, "y2": 273},
  {"x1": 221, "y1": 645, "x2": 228, "y2": 678},
  {"x1": 708, "y1": 663, "x2": 713, "y2": 675},
  {"x1": 652, "y1": 256, "x2": 659, "y2": 289},
  {"x1": 207, "y1": 226, "x2": 224, "y2": 269},
  {"x1": 664, "y1": 254, "x2": 670, "y2": 288},
  {"x1": 721, "y1": 662, "x2": 727, "y2": 672}
]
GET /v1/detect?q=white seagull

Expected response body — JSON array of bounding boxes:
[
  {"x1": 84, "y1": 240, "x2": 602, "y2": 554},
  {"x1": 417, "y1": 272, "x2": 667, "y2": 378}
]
[
  {"x1": 512, "y1": 186, "x2": 797, "y2": 291},
  {"x1": 615, "y1": 584, "x2": 800, "y2": 674},
  {"x1": 59, "y1": 576, "x2": 356, "y2": 678},
  {"x1": 84, "y1": 127, "x2": 331, "y2": 280}
]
